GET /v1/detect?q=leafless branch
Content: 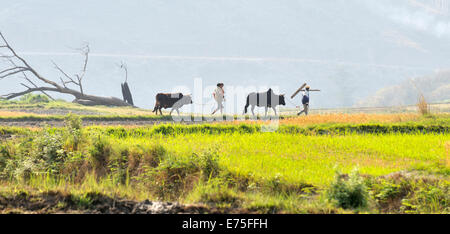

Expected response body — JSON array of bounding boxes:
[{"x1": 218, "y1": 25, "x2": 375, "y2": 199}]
[
  {"x1": 75, "y1": 44, "x2": 89, "y2": 94},
  {"x1": 1, "y1": 86, "x2": 60, "y2": 100},
  {"x1": 0, "y1": 31, "x2": 130, "y2": 106},
  {"x1": 52, "y1": 60, "x2": 80, "y2": 87},
  {"x1": 21, "y1": 72, "x2": 55, "y2": 100},
  {"x1": 118, "y1": 61, "x2": 128, "y2": 82},
  {"x1": 50, "y1": 45, "x2": 89, "y2": 94},
  {"x1": 0, "y1": 66, "x2": 28, "y2": 75},
  {"x1": 52, "y1": 61, "x2": 73, "y2": 80},
  {"x1": 0, "y1": 54, "x2": 14, "y2": 59},
  {"x1": 20, "y1": 83, "x2": 32, "y2": 89},
  {"x1": 0, "y1": 31, "x2": 61, "y2": 88},
  {"x1": 0, "y1": 68, "x2": 29, "y2": 79}
]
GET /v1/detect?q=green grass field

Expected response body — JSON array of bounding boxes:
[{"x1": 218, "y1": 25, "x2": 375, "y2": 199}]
[{"x1": 0, "y1": 97, "x2": 448, "y2": 214}]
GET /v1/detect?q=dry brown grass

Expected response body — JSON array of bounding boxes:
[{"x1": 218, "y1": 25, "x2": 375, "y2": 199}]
[
  {"x1": 280, "y1": 113, "x2": 419, "y2": 126},
  {"x1": 417, "y1": 94, "x2": 430, "y2": 116},
  {"x1": 227, "y1": 113, "x2": 420, "y2": 126},
  {"x1": 88, "y1": 106, "x2": 156, "y2": 116},
  {"x1": 0, "y1": 111, "x2": 47, "y2": 117}
]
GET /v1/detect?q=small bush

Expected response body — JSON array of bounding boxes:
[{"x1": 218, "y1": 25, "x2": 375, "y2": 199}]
[
  {"x1": 263, "y1": 174, "x2": 313, "y2": 195},
  {"x1": 375, "y1": 182, "x2": 402, "y2": 201},
  {"x1": 88, "y1": 136, "x2": 111, "y2": 176},
  {"x1": 151, "y1": 153, "x2": 200, "y2": 200},
  {"x1": 61, "y1": 151, "x2": 86, "y2": 181},
  {"x1": 187, "y1": 178, "x2": 242, "y2": 208},
  {"x1": 64, "y1": 114, "x2": 83, "y2": 151},
  {"x1": 70, "y1": 192, "x2": 106, "y2": 209},
  {"x1": 19, "y1": 93, "x2": 50, "y2": 103},
  {"x1": 401, "y1": 181, "x2": 449, "y2": 214},
  {"x1": 33, "y1": 130, "x2": 67, "y2": 174},
  {"x1": 197, "y1": 149, "x2": 221, "y2": 181},
  {"x1": 125, "y1": 143, "x2": 166, "y2": 176},
  {"x1": 326, "y1": 169, "x2": 369, "y2": 210},
  {"x1": 1, "y1": 129, "x2": 67, "y2": 180},
  {"x1": 368, "y1": 178, "x2": 412, "y2": 213},
  {"x1": 417, "y1": 94, "x2": 430, "y2": 116},
  {"x1": 64, "y1": 113, "x2": 82, "y2": 131},
  {"x1": 0, "y1": 145, "x2": 10, "y2": 173}
]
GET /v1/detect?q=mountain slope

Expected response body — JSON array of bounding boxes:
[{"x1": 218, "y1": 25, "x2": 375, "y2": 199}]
[
  {"x1": 0, "y1": 0, "x2": 449, "y2": 109},
  {"x1": 357, "y1": 70, "x2": 450, "y2": 107}
]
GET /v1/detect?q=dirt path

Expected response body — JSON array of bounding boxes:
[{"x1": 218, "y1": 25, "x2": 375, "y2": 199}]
[
  {"x1": 0, "y1": 119, "x2": 174, "y2": 127},
  {"x1": 0, "y1": 116, "x2": 241, "y2": 127},
  {"x1": 0, "y1": 191, "x2": 250, "y2": 214}
]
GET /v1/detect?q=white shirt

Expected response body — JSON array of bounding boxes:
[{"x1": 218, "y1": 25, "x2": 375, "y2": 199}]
[
  {"x1": 214, "y1": 87, "x2": 224, "y2": 102},
  {"x1": 303, "y1": 91, "x2": 310, "y2": 97}
]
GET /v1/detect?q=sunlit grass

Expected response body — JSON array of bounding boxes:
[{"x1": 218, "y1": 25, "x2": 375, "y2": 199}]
[
  {"x1": 0, "y1": 173, "x2": 155, "y2": 202},
  {"x1": 108, "y1": 132, "x2": 449, "y2": 187},
  {"x1": 0, "y1": 110, "x2": 448, "y2": 213}
]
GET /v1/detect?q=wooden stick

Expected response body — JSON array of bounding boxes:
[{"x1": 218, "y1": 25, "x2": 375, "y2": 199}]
[
  {"x1": 300, "y1": 89, "x2": 321, "y2": 92},
  {"x1": 291, "y1": 83, "x2": 307, "y2": 99}
]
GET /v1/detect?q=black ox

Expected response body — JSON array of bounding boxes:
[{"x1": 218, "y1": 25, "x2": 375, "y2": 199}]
[
  {"x1": 244, "y1": 89, "x2": 286, "y2": 116},
  {"x1": 153, "y1": 93, "x2": 193, "y2": 115}
]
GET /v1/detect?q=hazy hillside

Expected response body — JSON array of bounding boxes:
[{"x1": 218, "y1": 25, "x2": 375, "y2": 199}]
[
  {"x1": 357, "y1": 69, "x2": 450, "y2": 107},
  {"x1": 1, "y1": 0, "x2": 449, "y2": 110}
]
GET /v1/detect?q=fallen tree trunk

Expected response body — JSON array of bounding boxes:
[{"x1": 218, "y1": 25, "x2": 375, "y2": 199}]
[
  {"x1": 3, "y1": 85, "x2": 131, "y2": 106},
  {"x1": 73, "y1": 96, "x2": 130, "y2": 106}
]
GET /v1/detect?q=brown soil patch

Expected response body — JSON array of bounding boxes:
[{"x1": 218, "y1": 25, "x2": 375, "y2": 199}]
[{"x1": 0, "y1": 191, "x2": 251, "y2": 214}]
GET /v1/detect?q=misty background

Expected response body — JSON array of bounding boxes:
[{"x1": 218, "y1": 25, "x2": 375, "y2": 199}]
[{"x1": 1, "y1": 0, "x2": 449, "y2": 111}]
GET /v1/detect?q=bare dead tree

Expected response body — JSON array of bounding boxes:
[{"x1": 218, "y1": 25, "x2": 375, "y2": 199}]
[
  {"x1": 0, "y1": 31, "x2": 131, "y2": 106},
  {"x1": 52, "y1": 44, "x2": 89, "y2": 95},
  {"x1": 119, "y1": 61, "x2": 128, "y2": 83}
]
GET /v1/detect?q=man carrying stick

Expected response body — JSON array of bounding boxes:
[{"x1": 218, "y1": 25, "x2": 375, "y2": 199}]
[
  {"x1": 297, "y1": 86, "x2": 310, "y2": 116},
  {"x1": 291, "y1": 83, "x2": 320, "y2": 116}
]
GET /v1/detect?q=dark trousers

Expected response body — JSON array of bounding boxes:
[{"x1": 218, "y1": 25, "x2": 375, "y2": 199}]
[{"x1": 298, "y1": 103, "x2": 309, "y2": 115}]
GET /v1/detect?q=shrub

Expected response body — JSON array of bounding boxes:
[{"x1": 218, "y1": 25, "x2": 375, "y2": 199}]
[
  {"x1": 146, "y1": 148, "x2": 222, "y2": 200},
  {"x1": 124, "y1": 143, "x2": 166, "y2": 176},
  {"x1": 0, "y1": 145, "x2": 10, "y2": 173},
  {"x1": 368, "y1": 178, "x2": 412, "y2": 213},
  {"x1": 375, "y1": 181, "x2": 402, "y2": 202},
  {"x1": 401, "y1": 181, "x2": 449, "y2": 214},
  {"x1": 151, "y1": 153, "x2": 200, "y2": 200},
  {"x1": 33, "y1": 130, "x2": 67, "y2": 174},
  {"x1": 19, "y1": 93, "x2": 50, "y2": 103},
  {"x1": 70, "y1": 191, "x2": 106, "y2": 209},
  {"x1": 64, "y1": 113, "x2": 82, "y2": 131},
  {"x1": 197, "y1": 149, "x2": 221, "y2": 181},
  {"x1": 61, "y1": 151, "x2": 86, "y2": 181},
  {"x1": 2, "y1": 129, "x2": 67, "y2": 180},
  {"x1": 326, "y1": 169, "x2": 369, "y2": 210},
  {"x1": 186, "y1": 178, "x2": 242, "y2": 208},
  {"x1": 63, "y1": 113, "x2": 83, "y2": 151},
  {"x1": 417, "y1": 94, "x2": 430, "y2": 116},
  {"x1": 88, "y1": 136, "x2": 111, "y2": 176}
]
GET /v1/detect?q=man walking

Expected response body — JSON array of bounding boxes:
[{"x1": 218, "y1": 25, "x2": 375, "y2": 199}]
[
  {"x1": 297, "y1": 86, "x2": 310, "y2": 116},
  {"x1": 212, "y1": 83, "x2": 225, "y2": 115}
]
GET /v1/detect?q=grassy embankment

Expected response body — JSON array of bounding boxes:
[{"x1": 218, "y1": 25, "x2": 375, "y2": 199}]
[{"x1": 1, "y1": 94, "x2": 448, "y2": 123}]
